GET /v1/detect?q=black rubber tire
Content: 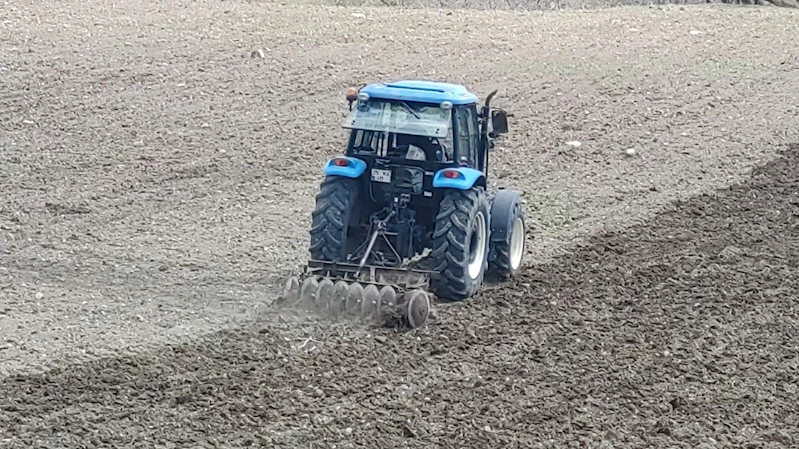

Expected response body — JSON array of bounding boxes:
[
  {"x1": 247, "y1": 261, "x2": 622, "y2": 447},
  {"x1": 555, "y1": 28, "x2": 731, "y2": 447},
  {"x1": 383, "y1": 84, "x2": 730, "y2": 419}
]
[
  {"x1": 430, "y1": 186, "x2": 491, "y2": 302},
  {"x1": 309, "y1": 176, "x2": 359, "y2": 262},
  {"x1": 488, "y1": 212, "x2": 525, "y2": 280}
]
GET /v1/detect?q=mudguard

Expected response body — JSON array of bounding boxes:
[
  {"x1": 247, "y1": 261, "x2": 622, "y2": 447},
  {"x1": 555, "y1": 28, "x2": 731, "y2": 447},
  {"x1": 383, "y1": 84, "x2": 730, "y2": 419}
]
[
  {"x1": 489, "y1": 189, "x2": 523, "y2": 243},
  {"x1": 323, "y1": 156, "x2": 367, "y2": 179},
  {"x1": 432, "y1": 167, "x2": 485, "y2": 190}
]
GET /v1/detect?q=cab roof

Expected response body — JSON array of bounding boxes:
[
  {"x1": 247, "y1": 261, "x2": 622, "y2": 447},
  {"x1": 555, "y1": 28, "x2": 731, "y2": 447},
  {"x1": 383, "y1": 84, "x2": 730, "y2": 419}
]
[{"x1": 359, "y1": 80, "x2": 479, "y2": 106}]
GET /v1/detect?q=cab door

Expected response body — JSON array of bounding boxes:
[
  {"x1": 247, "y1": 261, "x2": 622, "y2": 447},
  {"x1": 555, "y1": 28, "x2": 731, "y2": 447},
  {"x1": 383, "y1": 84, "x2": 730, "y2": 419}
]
[{"x1": 454, "y1": 105, "x2": 481, "y2": 171}]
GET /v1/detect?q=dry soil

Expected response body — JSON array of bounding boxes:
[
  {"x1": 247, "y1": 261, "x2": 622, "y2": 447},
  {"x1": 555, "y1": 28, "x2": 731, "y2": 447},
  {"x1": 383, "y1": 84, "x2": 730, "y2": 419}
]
[{"x1": 0, "y1": 0, "x2": 798, "y2": 447}]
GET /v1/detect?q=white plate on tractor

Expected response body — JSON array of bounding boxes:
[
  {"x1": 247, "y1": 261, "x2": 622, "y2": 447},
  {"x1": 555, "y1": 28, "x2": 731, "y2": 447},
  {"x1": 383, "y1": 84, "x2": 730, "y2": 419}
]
[{"x1": 371, "y1": 168, "x2": 392, "y2": 183}]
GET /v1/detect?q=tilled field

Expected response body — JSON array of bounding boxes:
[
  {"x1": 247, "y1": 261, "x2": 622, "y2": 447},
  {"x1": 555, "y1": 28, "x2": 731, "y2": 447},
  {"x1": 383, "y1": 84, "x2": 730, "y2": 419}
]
[
  {"x1": 1, "y1": 0, "x2": 798, "y2": 447},
  {"x1": 2, "y1": 146, "x2": 798, "y2": 447}
]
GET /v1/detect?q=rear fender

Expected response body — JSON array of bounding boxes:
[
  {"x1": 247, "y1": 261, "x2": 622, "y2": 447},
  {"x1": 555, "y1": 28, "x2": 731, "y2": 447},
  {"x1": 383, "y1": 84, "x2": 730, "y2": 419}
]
[
  {"x1": 489, "y1": 189, "x2": 523, "y2": 243},
  {"x1": 323, "y1": 156, "x2": 367, "y2": 179},
  {"x1": 432, "y1": 167, "x2": 485, "y2": 190}
]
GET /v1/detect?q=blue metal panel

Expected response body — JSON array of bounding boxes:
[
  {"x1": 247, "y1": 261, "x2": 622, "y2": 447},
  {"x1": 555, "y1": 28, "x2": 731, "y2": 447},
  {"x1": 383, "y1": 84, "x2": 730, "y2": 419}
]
[
  {"x1": 432, "y1": 167, "x2": 485, "y2": 190},
  {"x1": 360, "y1": 80, "x2": 479, "y2": 106},
  {"x1": 323, "y1": 156, "x2": 367, "y2": 179}
]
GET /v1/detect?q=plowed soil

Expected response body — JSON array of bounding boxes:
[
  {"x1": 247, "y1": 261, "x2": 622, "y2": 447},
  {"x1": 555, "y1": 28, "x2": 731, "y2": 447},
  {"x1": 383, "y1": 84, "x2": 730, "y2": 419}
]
[{"x1": 1, "y1": 0, "x2": 798, "y2": 447}]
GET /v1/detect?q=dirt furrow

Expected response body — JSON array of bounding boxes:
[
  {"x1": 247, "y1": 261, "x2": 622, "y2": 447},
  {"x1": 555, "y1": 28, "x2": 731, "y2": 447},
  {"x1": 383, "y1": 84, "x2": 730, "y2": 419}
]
[{"x1": 1, "y1": 144, "x2": 797, "y2": 448}]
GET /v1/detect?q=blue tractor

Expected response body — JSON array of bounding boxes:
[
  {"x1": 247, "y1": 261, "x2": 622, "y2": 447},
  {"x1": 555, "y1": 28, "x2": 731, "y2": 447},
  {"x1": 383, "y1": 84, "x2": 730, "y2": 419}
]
[{"x1": 282, "y1": 80, "x2": 526, "y2": 329}]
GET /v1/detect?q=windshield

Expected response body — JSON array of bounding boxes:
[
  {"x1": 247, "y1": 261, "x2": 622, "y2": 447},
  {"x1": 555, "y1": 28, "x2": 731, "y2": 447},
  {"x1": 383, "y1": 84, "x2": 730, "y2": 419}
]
[{"x1": 342, "y1": 99, "x2": 452, "y2": 139}]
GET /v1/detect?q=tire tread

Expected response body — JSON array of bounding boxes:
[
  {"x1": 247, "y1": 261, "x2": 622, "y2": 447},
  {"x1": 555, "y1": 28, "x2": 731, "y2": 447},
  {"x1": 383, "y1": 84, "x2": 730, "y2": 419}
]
[
  {"x1": 430, "y1": 187, "x2": 489, "y2": 301},
  {"x1": 309, "y1": 177, "x2": 358, "y2": 262}
]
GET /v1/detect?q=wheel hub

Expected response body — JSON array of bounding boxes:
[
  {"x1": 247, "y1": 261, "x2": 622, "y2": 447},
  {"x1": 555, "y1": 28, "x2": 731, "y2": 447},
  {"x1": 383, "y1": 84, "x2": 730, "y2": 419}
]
[{"x1": 510, "y1": 216, "x2": 525, "y2": 271}]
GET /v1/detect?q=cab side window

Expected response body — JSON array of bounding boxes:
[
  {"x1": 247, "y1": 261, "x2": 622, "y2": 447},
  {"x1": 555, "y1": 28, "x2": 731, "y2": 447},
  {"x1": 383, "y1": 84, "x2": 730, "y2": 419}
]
[{"x1": 455, "y1": 106, "x2": 479, "y2": 166}]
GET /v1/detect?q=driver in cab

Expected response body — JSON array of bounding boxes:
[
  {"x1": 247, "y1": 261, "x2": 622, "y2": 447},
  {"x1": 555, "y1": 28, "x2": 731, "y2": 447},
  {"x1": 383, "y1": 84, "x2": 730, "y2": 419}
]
[
  {"x1": 386, "y1": 106, "x2": 450, "y2": 162},
  {"x1": 391, "y1": 133, "x2": 444, "y2": 162}
]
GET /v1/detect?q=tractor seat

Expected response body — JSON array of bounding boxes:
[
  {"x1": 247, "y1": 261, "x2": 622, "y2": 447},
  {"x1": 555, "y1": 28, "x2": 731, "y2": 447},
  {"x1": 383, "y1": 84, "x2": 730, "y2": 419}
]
[{"x1": 394, "y1": 135, "x2": 442, "y2": 162}]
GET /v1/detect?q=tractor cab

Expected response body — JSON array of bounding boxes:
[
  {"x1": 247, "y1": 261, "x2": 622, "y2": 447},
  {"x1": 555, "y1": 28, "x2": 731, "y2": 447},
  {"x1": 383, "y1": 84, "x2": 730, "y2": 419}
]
[{"x1": 341, "y1": 81, "x2": 508, "y2": 174}]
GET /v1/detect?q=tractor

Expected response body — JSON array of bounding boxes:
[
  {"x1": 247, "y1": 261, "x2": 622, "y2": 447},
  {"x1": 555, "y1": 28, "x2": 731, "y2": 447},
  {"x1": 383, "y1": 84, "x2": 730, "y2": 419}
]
[{"x1": 281, "y1": 80, "x2": 526, "y2": 329}]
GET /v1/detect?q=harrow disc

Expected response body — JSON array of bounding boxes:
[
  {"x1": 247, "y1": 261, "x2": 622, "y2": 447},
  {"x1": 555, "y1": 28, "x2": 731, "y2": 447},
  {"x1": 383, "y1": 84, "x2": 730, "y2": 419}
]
[
  {"x1": 346, "y1": 282, "x2": 364, "y2": 316},
  {"x1": 316, "y1": 278, "x2": 335, "y2": 313},
  {"x1": 405, "y1": 289, "x2": 430, "y2": 329},
  {"x1": 361, "y1": 284, "x2": 380, "y2": 321},
  {"x1": 332, "y1": 281, "x2": 350, "y2": 316},
  {"x1": 299, "y1": 277, "x2": 319, "y2": 310},
  {"x1": 282, "y1": 276, "x2": 300, "y2": 306},
  {"x1": 378, "y1": 285, "x2": 397, "y2": 323}
]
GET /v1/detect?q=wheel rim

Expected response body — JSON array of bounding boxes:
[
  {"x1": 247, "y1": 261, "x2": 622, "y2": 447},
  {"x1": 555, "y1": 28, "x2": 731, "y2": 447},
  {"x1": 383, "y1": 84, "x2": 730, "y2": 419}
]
[
  {"x1": 510, "y1": 216, "x2": 525, "y2": 271},
  {"x1": 467, "y1": 211, "x2": 487, "y2": 280}
]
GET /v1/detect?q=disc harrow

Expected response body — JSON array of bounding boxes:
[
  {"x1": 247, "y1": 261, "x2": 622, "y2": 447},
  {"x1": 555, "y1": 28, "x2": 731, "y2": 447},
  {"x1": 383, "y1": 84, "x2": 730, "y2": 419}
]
[{"x1": 278, "y1": 260, "x2": 431, "y2": 329}]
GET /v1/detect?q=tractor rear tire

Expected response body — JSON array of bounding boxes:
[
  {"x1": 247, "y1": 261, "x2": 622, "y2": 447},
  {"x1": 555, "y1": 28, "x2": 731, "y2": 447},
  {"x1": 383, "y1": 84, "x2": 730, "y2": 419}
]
[
  {"x1": 430, "y1": 186, "x2": 490, "y2": 302},
  {"x1": 309, "y1": 176, "x2": 359, "y2": 263}
]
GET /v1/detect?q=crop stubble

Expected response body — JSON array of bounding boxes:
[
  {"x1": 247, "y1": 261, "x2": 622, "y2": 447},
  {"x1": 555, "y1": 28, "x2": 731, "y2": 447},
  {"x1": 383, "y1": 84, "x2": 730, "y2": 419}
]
[{"x1": 0, "y1": 0, "x2": 798, "y2": 447}]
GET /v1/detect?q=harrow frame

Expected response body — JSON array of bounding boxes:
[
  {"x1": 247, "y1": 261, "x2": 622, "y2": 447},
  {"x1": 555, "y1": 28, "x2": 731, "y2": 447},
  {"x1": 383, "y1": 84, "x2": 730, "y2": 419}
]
[
  {"x1": 303, "y1": 259, "x2": 433, "y2": 291},
  {"x1": 280, "y1": 260, "x2": 434, "y2": 329}
]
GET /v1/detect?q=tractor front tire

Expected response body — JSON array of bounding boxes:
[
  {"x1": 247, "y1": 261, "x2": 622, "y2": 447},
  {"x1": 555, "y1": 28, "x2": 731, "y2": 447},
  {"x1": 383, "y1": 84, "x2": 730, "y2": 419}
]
[
  {"x1": 487, "y1": 191, "x2": 526, "y2": 280},
  {"x1": 309, "y1": 176, "x2": 359, "y2": 263},
  {"x1": 430, "y1": 186, "x2": 491, "y2": 302}
]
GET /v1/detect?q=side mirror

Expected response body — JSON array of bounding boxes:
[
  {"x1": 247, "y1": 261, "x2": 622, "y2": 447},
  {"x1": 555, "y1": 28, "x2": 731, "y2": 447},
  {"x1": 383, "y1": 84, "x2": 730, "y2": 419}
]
[{"x1": 491, "y1": 109, "x2": 509, "y2": 135}]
